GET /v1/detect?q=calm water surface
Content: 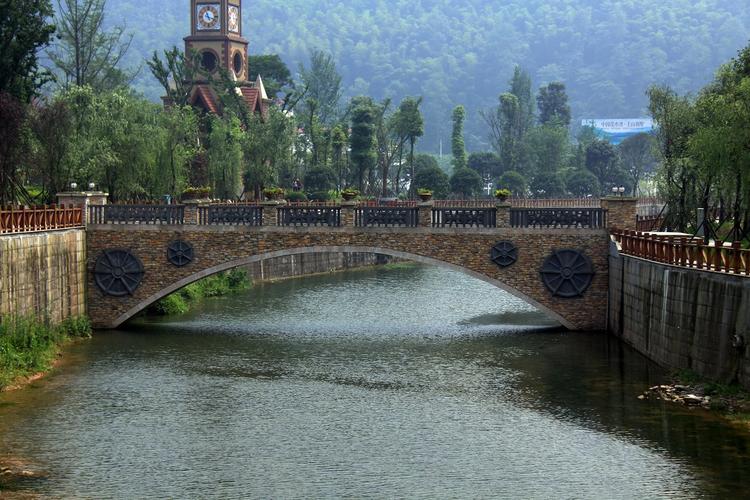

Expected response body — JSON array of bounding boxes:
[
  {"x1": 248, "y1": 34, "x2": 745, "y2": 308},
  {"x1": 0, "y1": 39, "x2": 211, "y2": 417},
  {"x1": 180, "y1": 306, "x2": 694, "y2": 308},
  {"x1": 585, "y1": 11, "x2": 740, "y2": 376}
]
[{"x1": 1, "y1": 264, "x2": 750, "y2": 498}]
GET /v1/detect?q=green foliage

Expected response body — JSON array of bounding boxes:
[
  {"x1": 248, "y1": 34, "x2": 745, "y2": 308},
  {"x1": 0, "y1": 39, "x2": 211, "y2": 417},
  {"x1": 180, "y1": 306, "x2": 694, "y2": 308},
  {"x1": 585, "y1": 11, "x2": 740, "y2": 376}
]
[
  {"x1": 450, "y1": 167, "x2": 482, "y2": 197},
  {"x1": 585, "y1": 139, "x2": 625, "y2": 194},
  {"x1": 495, "y1": 188, "x2": 511, "y2": 199},
  {"x1": 451, "y1": 105, "x2": 467, "y2": 170},
  {"x1": 566, "y1": 169, "x2": 601, "y2": 197},
  {"x1": 207, "y1": 114, "x2": 244, "y2": 200},
  {"x1": 49, "y1": 0, "x2": 136, "y2": 91},
  {"x1": 304, "y1": 165, "x2": 337, "y2": 192},
  {"x1": 248, "y1": 54, "x2": 293, "y2": 97},
  {"x1": 349, "y1": 96, "x2": 377, "y2": 192},
  {"x1": 537, "y1": 82, "x2": 571, "y2": 128},
  {"x1": 299, "y1": 49, "x2": 343, "y2": 125},
  {"x1": 286, "y1": 191, "x2": 308, "y2": 202},
  {"x1": 0, "y1": 0, "x2": 56, "y2": 102},
  {"x1": 498, "y1": 171, "x2": 528, "y2": 196},
  {"x1": 413, "y1": 159, "x2": 450, "y2": 198},
  {"x1": 468, "y1": 152, "x2": 503, "y2": 179},
  {"x1": 0, "y1": 315, "x2": 91, "y2": 388},
  {"x1": 150, "y1": 270, "x2": 250, "y2": 316}
]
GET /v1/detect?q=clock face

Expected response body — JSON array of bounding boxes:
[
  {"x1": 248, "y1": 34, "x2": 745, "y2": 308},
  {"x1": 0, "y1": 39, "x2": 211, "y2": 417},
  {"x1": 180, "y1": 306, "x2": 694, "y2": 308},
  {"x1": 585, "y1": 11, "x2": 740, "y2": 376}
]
[
  {"x1": 228, "y1": 6, "x2": 240, "y2": 33},
  {"x1": 196, "y1": 4, "x2": 220, "y2": 31}
]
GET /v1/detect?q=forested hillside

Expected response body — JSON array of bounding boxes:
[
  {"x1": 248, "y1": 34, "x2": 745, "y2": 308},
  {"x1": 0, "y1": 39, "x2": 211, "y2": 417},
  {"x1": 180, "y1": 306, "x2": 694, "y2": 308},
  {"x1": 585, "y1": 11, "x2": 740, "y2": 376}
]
[{"x1": 93, "y1": 1, "x2": 750, "y2": 151}]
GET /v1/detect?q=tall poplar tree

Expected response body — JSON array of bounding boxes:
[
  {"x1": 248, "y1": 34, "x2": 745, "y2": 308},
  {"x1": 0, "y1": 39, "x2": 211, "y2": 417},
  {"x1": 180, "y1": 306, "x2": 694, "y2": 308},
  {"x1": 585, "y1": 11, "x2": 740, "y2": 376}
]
[{"x1": 451, "y1": 105, "x2": 467, "y2": 170}]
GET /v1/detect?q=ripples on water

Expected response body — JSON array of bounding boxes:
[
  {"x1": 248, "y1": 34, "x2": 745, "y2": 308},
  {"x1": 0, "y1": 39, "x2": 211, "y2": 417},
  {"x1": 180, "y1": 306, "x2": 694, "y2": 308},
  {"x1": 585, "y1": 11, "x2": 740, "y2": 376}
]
[{"x1": 1, "y1": 264, "x2": 749, "y2": 498}]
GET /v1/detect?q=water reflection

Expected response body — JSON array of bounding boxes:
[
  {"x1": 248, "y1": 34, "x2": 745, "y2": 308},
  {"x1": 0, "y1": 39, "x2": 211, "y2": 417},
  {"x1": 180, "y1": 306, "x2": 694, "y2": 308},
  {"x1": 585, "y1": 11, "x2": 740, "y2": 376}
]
[{"x1": 0, "y1": 264, "x2": 748, "y2": 498}]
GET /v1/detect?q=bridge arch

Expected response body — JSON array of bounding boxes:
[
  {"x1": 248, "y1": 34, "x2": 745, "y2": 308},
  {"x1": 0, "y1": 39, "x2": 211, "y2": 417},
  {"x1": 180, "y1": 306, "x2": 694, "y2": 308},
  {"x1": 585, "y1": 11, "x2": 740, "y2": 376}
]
[{"x1": 110, "y1": 245, "x2": 573, "y2": 330}]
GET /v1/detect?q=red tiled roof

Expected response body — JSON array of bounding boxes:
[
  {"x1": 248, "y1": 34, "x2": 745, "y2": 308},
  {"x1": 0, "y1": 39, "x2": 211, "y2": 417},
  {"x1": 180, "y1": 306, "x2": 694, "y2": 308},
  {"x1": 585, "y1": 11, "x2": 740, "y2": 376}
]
[
  {"x1": 194, "y1": 85, "x2": 220, "y2": 115},
  {"x1": 240, "y1": 87, "x2": 260, "y2": 112}
]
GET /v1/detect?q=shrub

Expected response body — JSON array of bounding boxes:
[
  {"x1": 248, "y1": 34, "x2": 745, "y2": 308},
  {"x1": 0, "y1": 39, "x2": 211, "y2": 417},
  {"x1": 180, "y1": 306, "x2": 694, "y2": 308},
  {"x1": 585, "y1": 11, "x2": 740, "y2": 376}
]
[
  {"x1": 150, "y1": 294, "x2": 189, "y2": 316},
  {"x1": 286, "y1": 191, "x2": 308, "y2": 202}
]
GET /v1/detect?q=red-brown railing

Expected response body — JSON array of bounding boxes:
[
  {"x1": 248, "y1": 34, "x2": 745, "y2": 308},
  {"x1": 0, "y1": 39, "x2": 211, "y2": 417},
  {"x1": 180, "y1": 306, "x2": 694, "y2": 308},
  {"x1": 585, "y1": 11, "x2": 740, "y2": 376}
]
[
  {"x1": 612, "y1": 230, "x2": 750, "y2": 276},
  {"x1": 510, "y1": 197, "x2": 600, "y2": 208},
  {"x1": 0, "y1": 205, "x2": 83, "y2": 234}
]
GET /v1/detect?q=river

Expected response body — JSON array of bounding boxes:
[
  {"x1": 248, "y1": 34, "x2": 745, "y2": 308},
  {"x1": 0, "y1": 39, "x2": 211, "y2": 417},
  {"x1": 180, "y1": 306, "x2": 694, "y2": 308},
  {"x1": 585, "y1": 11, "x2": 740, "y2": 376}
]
[{"x1": 1, "y1": 264, "x2": 749, "y2": 498}]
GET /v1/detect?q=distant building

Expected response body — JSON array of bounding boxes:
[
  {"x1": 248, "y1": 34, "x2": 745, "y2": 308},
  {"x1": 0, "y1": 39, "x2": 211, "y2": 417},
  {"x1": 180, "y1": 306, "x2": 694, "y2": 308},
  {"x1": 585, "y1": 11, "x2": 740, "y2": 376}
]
[
  {"x1": 182, "y1": 0, "x2": 270, "y2": 116},
  {"x1": 581, "y1": 119, "x2": 655, "y2": 145}
]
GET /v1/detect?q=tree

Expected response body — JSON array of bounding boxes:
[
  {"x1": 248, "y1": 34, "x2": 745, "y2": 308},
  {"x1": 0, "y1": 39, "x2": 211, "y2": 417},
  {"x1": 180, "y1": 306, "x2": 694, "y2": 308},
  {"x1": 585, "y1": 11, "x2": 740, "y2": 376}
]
[
  {"x1": 299, "y1": 49, "x2": 342, "y2": 125},
  {"x1": 247, "y1": 54, "x2": 293, "y2": 98},
  {"x1": 413, "y1": 157, "x2": 450, "y2": 199},
  {"x1": 451, "y1": 105, "x2": 467, "y2": 170},
  {"x1": 0, "y1": 0, "x2": 56, "y2": 102},
  {"x1": 450, "y1": 167, "x2": 482, "y2": 197},
  {"x1": 585, "y1": 139, "x2": 625, "y2": 194},
  {"x1": 207, "y1": 114, "x2": 244, "y2": 200},
  {"x1": 49, "y1": 0, "x2": 135, "y2": 91},
  {"x1": 524, "y1": 124, "x2": 569, "y2": 185},
  {"x1": 566, "y1": 169, "x2": 601, "y2": 197},
  {"x1": 509, "y1": 66, "x2": 534, "y2": 135},
  {"x1": 618, "y1": 133, "x2": 658, "y2": 196},
  {"x1": 497, "y1": 171, "x2": 528, "y2": 197},
  {"x1": 0, "y1": 92, "x2": 31, "y2": 204},
  {"x1": 530, "y1": 173, "x2": 566, "y2": 198},
  {"x1": 304, "y1": 165, "x2": 336, "y2": 194},
  {"x1": 468, "y1": 152, "x2": 503, "y2": 179},
  {"x1": 156, "y1": 105, "x2": 199, "y2": 198},
  {"x1": 27, "y1": 98, "x2": 74, "y2": 202},
  {"x1": 243, "y1": 106, "x2": 296, "y2": 199},
  {"x1": 537, "y1": 82, "x2": 571, "y2": 127},
  {"x1": 394, "y1": 97, "x2": 423, "y2": 198},
  {"x1": 148, "y1": 47, "x2": 200, "y2": 106},
  {"x1": 349, "y1": 97, "x2": 377, "y2": 193},
  {"x1": 483, "y1": 93, "x2": 527, "y2": 174}
]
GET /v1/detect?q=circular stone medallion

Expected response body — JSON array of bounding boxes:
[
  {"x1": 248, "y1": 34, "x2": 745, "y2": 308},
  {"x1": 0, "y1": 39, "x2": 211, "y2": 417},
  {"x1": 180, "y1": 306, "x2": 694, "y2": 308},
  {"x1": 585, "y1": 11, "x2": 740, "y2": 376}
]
[
  {"x1": 94, "y1": 249, "x2": 144, "y2": 297},
  {"x1": 490, "y1": 241, "x2": 519, "y2": 268},
  {"x1": 167, "y1": 240, "x2": 194, "y2": 267},
  {"x1": 540, "y1": 249, "x2": 594, "y2": 298}
]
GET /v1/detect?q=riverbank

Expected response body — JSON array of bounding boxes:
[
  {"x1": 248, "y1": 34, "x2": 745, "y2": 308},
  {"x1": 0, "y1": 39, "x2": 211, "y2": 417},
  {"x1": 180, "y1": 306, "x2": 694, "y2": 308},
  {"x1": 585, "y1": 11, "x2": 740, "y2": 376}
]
[
  {"x1": 639, "y1": 370, "x2": 750, "y2": 430},
  {"x1": 148, "y1": 270, "x2": 251, "y2": 316},
  {"x1": 0, "y1": 316, "x2": 92, "y2": 392}
]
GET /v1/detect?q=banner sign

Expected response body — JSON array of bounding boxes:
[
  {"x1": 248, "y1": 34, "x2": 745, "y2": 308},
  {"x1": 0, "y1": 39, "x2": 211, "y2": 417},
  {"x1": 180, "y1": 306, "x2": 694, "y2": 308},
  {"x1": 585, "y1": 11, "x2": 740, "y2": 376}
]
[{"x1": 581, "y1": 118, "x2": 655, "y2": 145}]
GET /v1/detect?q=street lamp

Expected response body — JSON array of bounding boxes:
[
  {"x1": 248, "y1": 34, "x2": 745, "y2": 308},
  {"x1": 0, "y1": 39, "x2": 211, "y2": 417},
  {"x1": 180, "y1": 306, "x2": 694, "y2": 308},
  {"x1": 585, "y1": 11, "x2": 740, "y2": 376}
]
[
  {"x1": 88, "y1": 182, "x2": 96, "y2": 191},
  {"x1": 70, "y1": 182, "x2": 78, "y2": 190}
]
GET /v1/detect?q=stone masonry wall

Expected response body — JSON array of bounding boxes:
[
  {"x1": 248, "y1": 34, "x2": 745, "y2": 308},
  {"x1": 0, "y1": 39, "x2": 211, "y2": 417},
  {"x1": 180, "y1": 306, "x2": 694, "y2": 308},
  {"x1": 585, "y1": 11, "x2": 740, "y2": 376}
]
[
  {"x1": 86, "y1": 226, "x2": 610, "y2": 331},
  {"x1": 0, "y1": 229, "x2": 87, "y2": 324},
  {"x1": 243, "y1": 252, "x2": 393, "y2": 282},
  {"x1": 609, "y1": 249, "x2": 750, "y2": 389}
]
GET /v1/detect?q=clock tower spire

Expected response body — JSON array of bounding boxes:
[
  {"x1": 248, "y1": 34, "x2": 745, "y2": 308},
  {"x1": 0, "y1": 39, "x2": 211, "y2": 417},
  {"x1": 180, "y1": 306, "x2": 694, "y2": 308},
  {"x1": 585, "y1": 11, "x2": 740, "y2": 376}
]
[{"x1": 185, "y1": 0, "x2": 249, "y2": 82}]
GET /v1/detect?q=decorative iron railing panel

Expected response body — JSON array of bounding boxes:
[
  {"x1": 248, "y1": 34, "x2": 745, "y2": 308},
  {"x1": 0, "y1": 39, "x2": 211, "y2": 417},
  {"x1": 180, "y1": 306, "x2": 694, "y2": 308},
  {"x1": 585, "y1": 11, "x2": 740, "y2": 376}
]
[
  {"x1": 432, "y1": 208, "x2": 497, "y2": 228},
  {"x1": 198, "y1": 205, "x2": 263, "y2": 226},
  {"x1": 278, "y1": 207, "x2": 341, "y2": 227},
  {"x1": 355, "y1": 207, "x2": 419, "y2": 227},
  {"x1": 89, "y1": 205, "x2": 185, "y2": 225},
  {"x1": 510, "y1": 208, "x2": 607, "y2": 229}
]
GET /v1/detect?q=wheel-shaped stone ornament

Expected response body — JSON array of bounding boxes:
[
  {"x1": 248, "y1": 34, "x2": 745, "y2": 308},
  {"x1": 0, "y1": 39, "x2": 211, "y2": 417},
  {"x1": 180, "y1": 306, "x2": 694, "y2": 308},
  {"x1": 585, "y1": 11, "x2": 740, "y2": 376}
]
[
  {"x1": 167, "y1": 240, "x2": 194, "y2": 267},
  {"x1": 94, "y1": 249, "x2": 144, "y2": 297},
  {"x1": 491, "y1": 241, "x2": 518, "y2": 268},
  {"x1": 540, "y1": 249, "x2": 594, "y2": 298}
]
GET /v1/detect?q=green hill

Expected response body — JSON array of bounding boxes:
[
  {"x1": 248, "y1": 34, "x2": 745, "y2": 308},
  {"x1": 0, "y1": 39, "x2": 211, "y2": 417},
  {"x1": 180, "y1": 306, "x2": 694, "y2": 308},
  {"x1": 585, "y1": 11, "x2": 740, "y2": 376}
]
[{"x1": 108, "y1": 0, "x2": 749, "y2": 151}]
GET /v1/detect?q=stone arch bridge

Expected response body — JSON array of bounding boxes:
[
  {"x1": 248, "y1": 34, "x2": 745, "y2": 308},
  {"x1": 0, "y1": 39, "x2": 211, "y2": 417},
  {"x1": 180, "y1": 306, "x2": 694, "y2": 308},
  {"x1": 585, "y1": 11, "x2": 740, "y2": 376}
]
[{"x1": 84, "y1": 198, "x2": 637, "y2": 331}]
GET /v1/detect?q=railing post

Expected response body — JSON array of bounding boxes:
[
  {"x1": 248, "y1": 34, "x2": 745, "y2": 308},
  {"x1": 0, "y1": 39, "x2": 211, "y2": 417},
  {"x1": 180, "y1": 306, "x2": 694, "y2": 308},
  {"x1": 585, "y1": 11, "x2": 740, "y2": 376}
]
[
  {"x1": 57, "y1": 190, "x2": 108, "y2": 225},
  {"x1": 601, "y1": 196, "x2": 637, "y2": 232},
  {"x1": 341, "y1": 201, "x2": 358, "y2": 227},
  {"x1": 495, "y1": 202, "x2": 512, "y2": 229},
  {"x1": 262, "y1": 200, "x2": 284, "y2": 226},
  {"x1": 418, "y1": 201, "x2": 433, "y2": 227},
  {"x1": 182, "y1": 200, "x2": 205, "y2": 225}
]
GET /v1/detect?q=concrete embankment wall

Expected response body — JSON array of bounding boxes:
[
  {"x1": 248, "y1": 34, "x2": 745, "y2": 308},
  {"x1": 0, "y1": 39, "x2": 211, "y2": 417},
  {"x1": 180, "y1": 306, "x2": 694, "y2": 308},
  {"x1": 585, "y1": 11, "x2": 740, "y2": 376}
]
[
  {"x1": 243, "y1": 252, "x2": 394, "y2": 282},
  {"x1": 609, "y1": 246, "x2": 750, "y2": 388},
  {"x1": 0, "y1": 230, "x2": 87, "y2": 324}
]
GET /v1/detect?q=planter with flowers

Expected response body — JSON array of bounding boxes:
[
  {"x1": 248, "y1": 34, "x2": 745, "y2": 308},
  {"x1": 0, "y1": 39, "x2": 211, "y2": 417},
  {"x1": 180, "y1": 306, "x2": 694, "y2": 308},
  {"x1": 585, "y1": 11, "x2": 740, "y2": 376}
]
[{"x1": 417, "y1": 188, "x2": 433, "y2": 202}]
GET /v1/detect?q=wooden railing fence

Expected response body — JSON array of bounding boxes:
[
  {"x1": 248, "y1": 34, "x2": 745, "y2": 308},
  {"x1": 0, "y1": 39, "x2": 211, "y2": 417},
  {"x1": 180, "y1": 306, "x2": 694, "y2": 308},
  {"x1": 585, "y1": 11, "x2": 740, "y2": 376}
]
[
  {"x1": 0, "y1": 205, "x2": 83, "y2": 234},
  {"x1": 612, "y1": 230, "x2": 750, "y2": 276}
]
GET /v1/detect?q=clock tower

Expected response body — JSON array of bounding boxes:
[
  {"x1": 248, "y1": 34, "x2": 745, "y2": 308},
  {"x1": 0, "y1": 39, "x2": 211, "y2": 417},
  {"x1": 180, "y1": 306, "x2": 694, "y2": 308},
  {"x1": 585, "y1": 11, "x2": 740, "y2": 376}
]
[{"x1": 185, "y1": 0, "x2": 249, "y2": 82}]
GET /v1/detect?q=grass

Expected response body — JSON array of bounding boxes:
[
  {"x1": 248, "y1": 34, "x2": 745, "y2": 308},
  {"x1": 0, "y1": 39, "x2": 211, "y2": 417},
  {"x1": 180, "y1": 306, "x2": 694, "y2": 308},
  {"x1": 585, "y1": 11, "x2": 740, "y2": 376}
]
[
  {"x1": 148, "y1": 269, "x2": 250, "y2": 316},
  {"x1": 0, "y1": 315, "x2": 92, "y2": 390}
]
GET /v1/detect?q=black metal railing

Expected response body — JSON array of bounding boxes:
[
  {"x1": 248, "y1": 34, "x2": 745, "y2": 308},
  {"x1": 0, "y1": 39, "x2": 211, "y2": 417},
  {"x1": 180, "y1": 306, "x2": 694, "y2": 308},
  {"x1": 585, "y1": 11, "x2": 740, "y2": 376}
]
[
  {"x1": 198, "y1": 205, "x2": 263, "y2": 226},
  {"x1": 510, "y1": 208, "x2": 607, "y2": 229},
  {"x1": 89, "y1": 205, "x2": 185, "y2": 225},
  {"x1": 278, "y1": 206, "x2": 341, "y2": 227},
  {"x1": 432, "y1": 208, "x2": 496, "y2": 228},
  {"x1": 355, "y1": 207, "x2": 419, "y2": 227}
]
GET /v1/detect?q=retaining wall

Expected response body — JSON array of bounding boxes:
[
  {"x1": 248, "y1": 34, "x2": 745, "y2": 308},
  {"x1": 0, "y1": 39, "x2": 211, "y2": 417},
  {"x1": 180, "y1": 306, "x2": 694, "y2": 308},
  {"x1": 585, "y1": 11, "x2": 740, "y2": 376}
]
[
  {"x1": 0, "y1": 230, "x2": 87, "y2": 324},
  {"x1": 609, "y1": 245, "x2": 750, "y2": 388}
]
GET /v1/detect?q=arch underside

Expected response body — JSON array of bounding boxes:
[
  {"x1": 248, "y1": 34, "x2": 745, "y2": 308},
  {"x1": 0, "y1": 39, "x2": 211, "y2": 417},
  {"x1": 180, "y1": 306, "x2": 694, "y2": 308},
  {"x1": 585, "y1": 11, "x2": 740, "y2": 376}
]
[{"x1": 111, "y1": 245, "x2": 572, "y2": 330}]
